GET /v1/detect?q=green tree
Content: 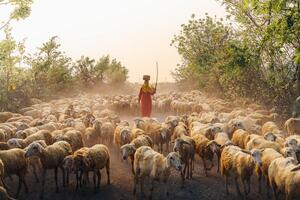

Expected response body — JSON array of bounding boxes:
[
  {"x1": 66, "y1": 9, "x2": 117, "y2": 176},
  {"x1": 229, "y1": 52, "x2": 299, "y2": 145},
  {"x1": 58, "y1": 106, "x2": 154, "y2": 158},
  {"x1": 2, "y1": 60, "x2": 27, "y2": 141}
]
[
  {"x1": 219, "y1": 0, "x2": 300, "y2": 109},
  {"x1": 93, "y1": 55, "x2": 110, "y2": 82},
  {"x1": 73, "y1": 56, "x2": 95, "y2": 86},
  {"x1": 0, "y1": 0, "x2": 33, "y2": 30},
  {"x1": 105, "y1": 58, "x2": 128, "y2": 85},
  {"x1": 26, "y1": 36, "x2": 73, "y2": 97}
]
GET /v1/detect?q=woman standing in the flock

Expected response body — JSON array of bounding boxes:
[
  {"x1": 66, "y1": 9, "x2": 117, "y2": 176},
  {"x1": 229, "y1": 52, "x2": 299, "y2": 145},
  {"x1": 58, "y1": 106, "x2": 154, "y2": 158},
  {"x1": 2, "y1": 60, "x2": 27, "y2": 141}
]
[{"x1": 138, "y1": 75, "x2": 156, "y2": 117}]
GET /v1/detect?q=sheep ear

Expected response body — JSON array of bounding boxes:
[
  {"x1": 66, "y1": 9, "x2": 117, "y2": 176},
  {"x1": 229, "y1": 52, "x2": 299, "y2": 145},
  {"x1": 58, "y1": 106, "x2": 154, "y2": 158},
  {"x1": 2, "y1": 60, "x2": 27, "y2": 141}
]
[{"x1": 241, "y1": 149, "x2": 251, "y2": 154}]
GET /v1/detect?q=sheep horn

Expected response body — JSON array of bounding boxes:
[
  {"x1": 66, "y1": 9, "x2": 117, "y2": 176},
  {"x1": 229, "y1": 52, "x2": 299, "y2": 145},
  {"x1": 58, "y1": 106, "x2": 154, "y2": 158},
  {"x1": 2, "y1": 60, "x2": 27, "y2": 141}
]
[
  {"x1": 241, "y1": 149, "x2": 251, "y2": 154},
  {"x1": 291, "y1": 164, "x2": 300, "y2": 172}
]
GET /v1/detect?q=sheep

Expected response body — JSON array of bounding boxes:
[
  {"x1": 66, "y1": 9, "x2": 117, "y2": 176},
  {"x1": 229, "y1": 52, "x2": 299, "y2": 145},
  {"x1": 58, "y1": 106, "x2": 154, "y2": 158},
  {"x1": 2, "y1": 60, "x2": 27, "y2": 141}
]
[
  {"x1": 255, "y1": 148, "x2": 282, "y2": 195},
  {"x1": 114, "y1": 125, "x2": 131, "y2": 148},
  {"x1": 220, "y1": 145, "x2": 262, "y2": 198},
  {"x1": 16, "y1": 127, "x2": 39, "y2": 139},
  {"x1": 268, "y1": 157, "x2": 299, "y2": 200},
  {"x1": 36, "y1": 122, "x2": 58, "y2": 132},
  {"x1": 120, "y1": 135, "x2": 153, "y2": 174},
  {"x1": 285, "y1": 135, "x2": 300, "y2": 149},
  {"x1": 0, "y1": 186, "x2": 15, "y2": 200},
  {"x1": 25, "y1": 141, "x2": 72, "y2": 199},
  {"x1": 246, "y1": 137, "x2": 281, "y2": 153},
  {"x1": 231, "y1": 129, "x2": 250, "y2": 149},
  {"x1": 53, "y1": 130, "x2": 83, "y2": 152},
  {"x1": 133, "y1": 146, "x2": 183, "y2": 199},
  {"x1": 0, "y1": 148, "x2": 28, "y2": 197},
  {"x1": 285, "y1": 118, "x2": 300, "y2": 135},
  {"x1": 100, "y1": 122, "x2": 115, "y2": 144},
  {"x1": 262, "y1": 121, "x2": 282, "y2": 135},
  {"x1": 83, "y1": 119, "x2": 102, "y2": 147},
  {"x1": 0, "y1": 112, "x2": 13, "y2": 123},
  {"x1": 72, "y1": 144, "x2": 110, "y2": 191},
  {"x1": 173, "y1": 137, "x2": 195, "y2": 184},
  {"x1": 7, "y1": 130, "x2": 53, "y2": 149},
  {"x1": 130, "y1": 128, "x2": 146, "y2": 140}
]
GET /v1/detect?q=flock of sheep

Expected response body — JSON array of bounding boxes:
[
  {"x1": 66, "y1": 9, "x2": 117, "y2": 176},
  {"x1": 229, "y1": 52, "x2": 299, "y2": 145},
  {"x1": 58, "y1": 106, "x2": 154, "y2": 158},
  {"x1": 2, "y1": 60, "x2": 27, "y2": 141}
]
[{"x1": 0, "y1": 91, "x2": 300, "y2": 200}]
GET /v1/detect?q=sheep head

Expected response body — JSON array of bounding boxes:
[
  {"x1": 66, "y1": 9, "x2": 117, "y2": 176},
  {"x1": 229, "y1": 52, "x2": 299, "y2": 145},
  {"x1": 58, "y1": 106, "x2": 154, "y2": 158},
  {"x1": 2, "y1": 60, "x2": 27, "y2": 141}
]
[
  {"x1": 93, "y1": 119, "x2": 102, "y2": 132},
  {"x1": 285, "y1": 138, "x2": 298, "y2": 149},
  {"x1": 241, "y1": 149, "x2": 263, "y2": 167},
  {"x1": 120, "y1": 144, "x2": 136, "y2": 160},
  {"x1": 63, "y1": 155, "x2": 74, "y2": 173},
  {"x1": 281, "y1": 147, "x2": 299, "y2": 162},
  {"x1": 264, "y1": 132, "x2": 277, "y2": 142},
  {"x1": 166, "y1": 152, "x2": 183, "y2": 171},
  {"x1": 7, "y1": 138, "x2": 22, "y2": 149},
  {"x1": 25, "y1": 142, "x2": 44, "y2": 157},
  {"x1": 133, "y1": 118, "x2": 144, "y2": 129},
  {"x1": 73, "y1": 154, "x2": 90, "y2": 170},
  {"x1": 121, "y1": 128, "x2": 131, "y2": 143},
  {"x1": 206, "y1": 140, "x2": 221, "y2": 154},
  {"x1": 173, "y1": 138, "x2": 190, "y2": 152}
]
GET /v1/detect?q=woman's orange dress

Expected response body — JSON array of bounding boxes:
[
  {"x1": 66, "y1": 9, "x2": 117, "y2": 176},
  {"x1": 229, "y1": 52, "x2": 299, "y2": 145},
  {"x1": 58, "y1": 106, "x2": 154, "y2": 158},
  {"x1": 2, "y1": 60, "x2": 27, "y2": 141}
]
[{"x1": 138, "y1": 84, "x2": 155, "y2": 117}]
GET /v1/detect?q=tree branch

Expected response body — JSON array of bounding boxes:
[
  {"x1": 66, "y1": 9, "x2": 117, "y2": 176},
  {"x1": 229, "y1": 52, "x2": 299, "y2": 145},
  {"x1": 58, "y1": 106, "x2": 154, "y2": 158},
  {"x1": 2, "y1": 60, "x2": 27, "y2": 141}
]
[{"x1": 0, "y1": 18, "x2": 12, "y2": 31}]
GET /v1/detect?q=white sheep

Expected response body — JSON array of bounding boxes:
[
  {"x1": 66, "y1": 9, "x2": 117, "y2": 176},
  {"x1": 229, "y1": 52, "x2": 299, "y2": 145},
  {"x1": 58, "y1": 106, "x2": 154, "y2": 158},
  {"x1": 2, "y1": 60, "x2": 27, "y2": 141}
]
[{"x1": 133, "y1": 146, "x2": 183, "y2": 199}]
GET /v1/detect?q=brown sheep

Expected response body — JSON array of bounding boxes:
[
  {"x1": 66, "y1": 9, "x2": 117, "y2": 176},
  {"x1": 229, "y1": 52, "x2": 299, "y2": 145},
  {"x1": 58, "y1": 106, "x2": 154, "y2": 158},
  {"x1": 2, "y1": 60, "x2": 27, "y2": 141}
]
[
  {"x1": 0, "y1": 148, "x2": 28, "y2": 197},
  {"x1": 83, "y1": 120, "x2": 102, "y2": 147},
  {"x1": 285, "y1": 118, "x2": 300, "y2": 135},
  {"x1": 231, "y1": 129, "x2": 250, "y2": 149},
  {"x1": 7, "y1": 130, "x2": 53, "y2": 149},
  {"x1": 72, "y1": 144, "x2": 110, "y2": 191},
  {"x1": 25, "y1": 141, "x2": 72, "y2": 199},
  {"x1": 221, "y1": 145, "x2": 262, "y2": 198}
]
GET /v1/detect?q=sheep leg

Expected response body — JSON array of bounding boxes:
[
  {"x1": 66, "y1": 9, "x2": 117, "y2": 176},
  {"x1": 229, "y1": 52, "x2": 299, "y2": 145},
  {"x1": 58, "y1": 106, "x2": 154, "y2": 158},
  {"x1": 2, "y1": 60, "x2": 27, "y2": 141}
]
[
  {"x1": 75, "y1": 171, "x2": 80, "y2": 191},
  {"x1": 93, "y1": 171, "x2": 97, "y2": 192},
  {"x1": 164, "y1": 179, "x2": 169, "y2": 199},
  {"x1": 225, "y1": 175, "x2": 229, "y2": 195},
  {"x1": 217, "y1": 153, "x2": 221, "y2": 173},
  {"x1": 32, "y1": 163, "x2": 40, "y2": 183},
  {"x1": 149, "y1": 179, "x2": 154, "y2": 200},
  {"x1": 133, "y1": 175, "x2": 138, "y2": 195},
  {"x1": 140, "y1": 178, "x2": 146, "y2": 198},
  {"x1": 242, "y1": 180, "x2": 248, "y2": 197},
  {"x1": 22, "y1": 174, "x2": 29, "y2": 194},
  {"x1": 246, "y1": 177, "x2": 251, "y2": 194},
  {"x1": 60, "y1": 167, "x2": 66, "y2": 187},
  {"x1": 96, "y1": 170, "x2": 101, "y2": 189},
  {"x1": 258, "y1": 171, "x2": 262, "y2": 194},
  {"x1": 234, "y1": 177, "x2": 242, "y2": 196},
  {"x1": 106, "y1": 158, "x2": 110, "y2": 184},
  {"x1": 16, "y1": 175, "x2": 23, "y2": 198},
  {"x1": 180, "y1": 170, "x2": 185, "y2": 188},
  {"x1": 54, "y1": 167, "x2": 59, "y2": 193},
  {"x1": 40, "y1": 169, "x2": 47, "y2": 199},
  {"x1": 202, "y1": 158, "x2": 208, "y2": 177}
]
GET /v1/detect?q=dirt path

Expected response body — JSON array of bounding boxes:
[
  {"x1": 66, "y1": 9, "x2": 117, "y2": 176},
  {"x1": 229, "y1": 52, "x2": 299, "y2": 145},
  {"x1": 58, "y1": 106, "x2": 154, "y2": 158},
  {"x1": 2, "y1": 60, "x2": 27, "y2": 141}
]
[{"x1": 6, "y1": 113, "x2": 269, "y2": 200}]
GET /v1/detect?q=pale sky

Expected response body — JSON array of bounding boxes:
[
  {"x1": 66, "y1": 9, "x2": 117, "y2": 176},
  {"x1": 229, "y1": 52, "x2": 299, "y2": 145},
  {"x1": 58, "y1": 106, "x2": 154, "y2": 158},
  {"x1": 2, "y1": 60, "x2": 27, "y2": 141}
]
[{"x1": 0, "y1": 0, "x2": 226, "y2": 83}]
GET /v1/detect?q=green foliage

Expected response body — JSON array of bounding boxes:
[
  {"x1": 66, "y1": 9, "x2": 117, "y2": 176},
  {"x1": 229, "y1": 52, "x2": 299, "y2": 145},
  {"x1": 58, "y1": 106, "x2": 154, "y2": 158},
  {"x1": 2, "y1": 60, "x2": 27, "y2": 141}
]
[
  {"x1": 0, "y1": 0, "x2": 33, "y2": 30},
  {"x1": 26, "y1": 36, "x2": 73, "y2": 98},
  {"x1": 73, "y1": 55, "x2": 129, "y2": 86},
  {"x1": 0, "y1": 27, "x2": 30, "y2": 111},
  {"x1": 172, "y1": 3, "x2": 300, "y2": 112}
]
